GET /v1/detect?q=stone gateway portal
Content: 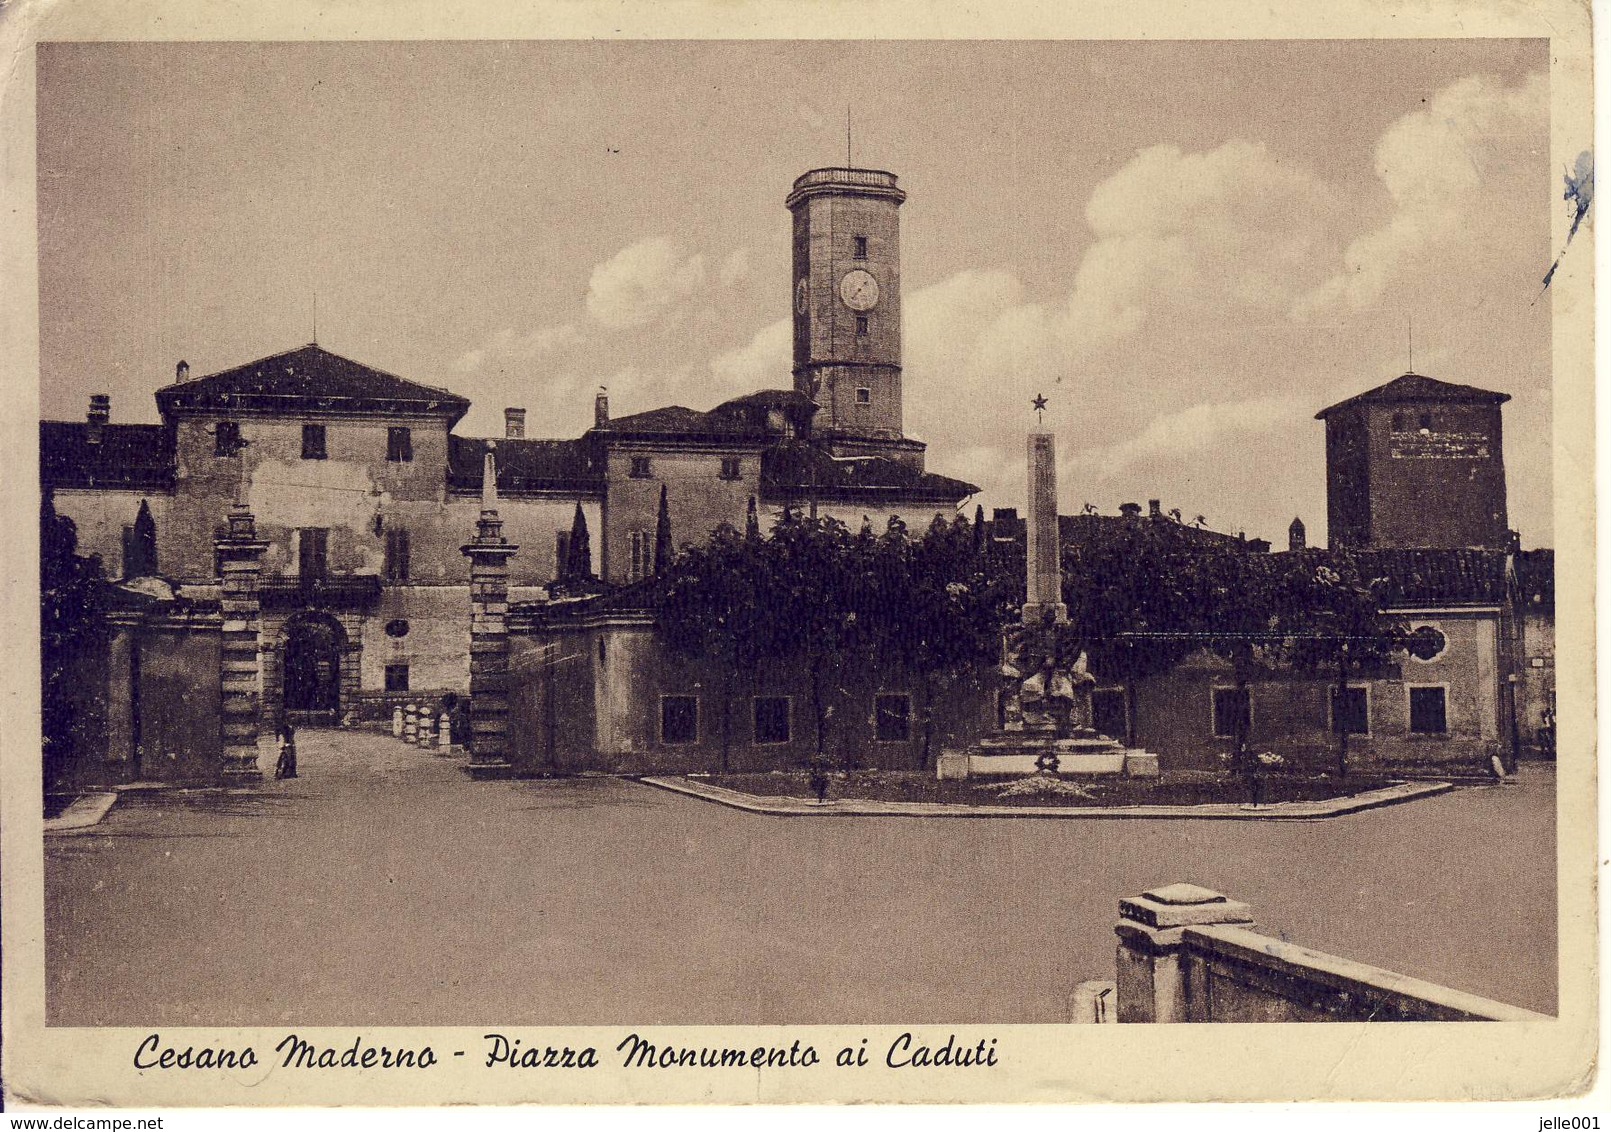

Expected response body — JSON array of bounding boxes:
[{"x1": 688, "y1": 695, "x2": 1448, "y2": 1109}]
[{"x1": 281, "y1": 614, "x2": 345, "y2": 720}]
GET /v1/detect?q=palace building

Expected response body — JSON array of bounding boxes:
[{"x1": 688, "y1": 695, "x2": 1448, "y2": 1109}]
[{"x1": 40, "y1": 166, "x2": 977, "y2": 786}]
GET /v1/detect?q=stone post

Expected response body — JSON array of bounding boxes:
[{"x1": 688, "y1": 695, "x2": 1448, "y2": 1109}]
[
  {"x1": 392, "y1": 706, "x2": 404, "y2": 737},
  {"x1": 1022, "y1": 431, "x2": 1067, "y2": 624},
  {"x1": 438, "y1": 713, "x2": 452, "y2": 752},
  {"x1": 1114, "y1": 883, "x2": 1254, "y2": 1023},
  {"x1": 404, "y1": 703, "x2": 417, "y2": 742},
  {"x1": 104, "y1": 620, "x2": 139, "y2": 773},
  {"x1": 215, "y1": 504, "x2": 269, "y2": 781},
  {"x1": 461, "y1": 506, "x2": 518, "y2": 777}
]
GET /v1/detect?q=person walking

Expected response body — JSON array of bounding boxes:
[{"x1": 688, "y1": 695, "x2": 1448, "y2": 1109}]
[{"x1": 275, "y1": 719, "x2": 299, "y2": 780}]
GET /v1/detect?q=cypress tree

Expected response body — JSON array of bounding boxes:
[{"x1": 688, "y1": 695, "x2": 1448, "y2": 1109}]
[
  {"x1": 653, "y1": 483, "x2": 673, "y2": 574},
  {"x1": 744, "y1": 495, "x2": 761, "y2": 541},
  {"x1": 125, "y1": 499, "x2": 158, "y2": 578},
  {"x1": 565, "y1": 502, "x2": 592, "y2": 579}
]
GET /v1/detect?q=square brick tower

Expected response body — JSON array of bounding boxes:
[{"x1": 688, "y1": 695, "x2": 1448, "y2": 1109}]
[
  {"x1": 1318, "y1": 372, "x2": 1511, "y2": 550},
  {"x1": 788, "y1": 167, "x2": 906, "y2": 443}
]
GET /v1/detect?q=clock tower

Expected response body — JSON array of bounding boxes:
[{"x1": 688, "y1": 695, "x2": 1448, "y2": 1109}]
[{"x1": 787, "y1": 167, "x2": 906, "y2": 442}]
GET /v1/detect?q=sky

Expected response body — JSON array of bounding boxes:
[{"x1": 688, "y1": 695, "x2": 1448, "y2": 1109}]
[{"x1": 36, "y1": 39, "x2": 1554, "y2": 546}]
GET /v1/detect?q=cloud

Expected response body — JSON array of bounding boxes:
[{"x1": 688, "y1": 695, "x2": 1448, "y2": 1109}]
[
  {"x1": 1084, "y1": 395, "x2": 1311, "y2": 476},
  {"x1": 453, "y1": 323, "x2": 583, "y2": 373},
  {"x1": 718, "y1": 248, "x2": 753, "y2": 288},
  {"x1": 586, "y1": 238, "x2": 706, "y2": 330},
  {"x1": 1066, "y1": 139, "x2": 1336, "y2": 349},
  {"x1": 1296, "y1": 71, "x2": 1548, "y2": 317},
  {"x1": 708, "y1": 317, "x2": 790, "y2": 391}
]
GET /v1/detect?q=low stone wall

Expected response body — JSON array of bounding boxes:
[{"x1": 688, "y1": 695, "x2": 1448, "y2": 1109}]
[{"x1": 1101, "y1": 883, "x2": 1545, "y2": 1023}]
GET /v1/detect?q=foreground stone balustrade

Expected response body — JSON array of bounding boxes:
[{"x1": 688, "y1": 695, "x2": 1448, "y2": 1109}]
[{"x1": 1099, "y1": 883, "x2": 1547, "y2": 1023}]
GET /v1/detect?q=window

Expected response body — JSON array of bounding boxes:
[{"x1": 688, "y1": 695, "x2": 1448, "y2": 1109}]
[
  {"x1": 384, "y1": 664, "x2": 410, "y2": 692},
  {"x1": 754, "y1": 696, "x2": 791, "y2": 745},
  {"x1": 1406, "y1": 624, "x2": 1447, "y2": 662},
  {"x1": 629, "y1": 456, "x2": 653, "y2": 478},
  {"x1": 1418, "y1": 412, "x2": 1434, "y2": 431},
  {"x1": 297, "y1": 528, "x2": 328, "y2": 580},
  {"x1": 215, "y1": 420, "x2": 242, "y2": 457},
  {"x1": 384, "y1": 528, "x2": 411, "y2": 583},
  {"x1": 1093, "y1": 688, "x2": 1128, "y2": 741},
  {"x1": 1331, "y1": 686, "x2": 1370, "y2": 735},
  {"x1": 855, "y1": 315, "x2": 869, "y2": 337},
  {"x1": 874, "y1": 694, "x2": 911, "y2": 742},
  {"x1": 628, "y1": 529, "x2": 653, "y2": 582},
  {"x1": 302, "y1": 423, "x2": 327, "y2": 459},
  {"x1": 719, "y1": 457, "x2": 741, "y2": 480},
  {"x1": 661, "y1": 695, "x2": 699, "y2": 745},
  {"x1": 555, "y1": 530, "x2": 572, "y2": 578},
  {"x1": 853, "y1": 235, "x2": 868, "y2": 260},
  {"x1": 1409, "y1": 687, "x2": 1448, "y2": 734},
  {"x1": 1211, "y1": 687, "x2": 1250, "y2": 739},
  {"x1": 855, "y1": 386, "x2": 872, "y2": 405},
  {"x1": 387, "y1": 426, "x2": 413, "y2": 463},
  {"x1": 384, "y1": 619, "x2": 410, "y2": 638}
]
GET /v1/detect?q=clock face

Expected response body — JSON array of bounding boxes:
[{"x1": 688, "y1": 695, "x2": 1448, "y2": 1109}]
[
  {"x1": 839, "y1": 269, "x2": 879, "y2": 311},
  {"x1": 795, "y1": 277, "x2": 810, "y2": 316}
]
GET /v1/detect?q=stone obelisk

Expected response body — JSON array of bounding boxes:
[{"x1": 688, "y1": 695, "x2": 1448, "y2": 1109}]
[{"x1": 1021, "y1": 430, "x2": 1067, "y2": 624}]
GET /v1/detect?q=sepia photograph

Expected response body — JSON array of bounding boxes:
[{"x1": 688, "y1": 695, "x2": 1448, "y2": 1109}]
[{"x1": 3, "y1": 1, "x2": 1597, "y2": 1110}]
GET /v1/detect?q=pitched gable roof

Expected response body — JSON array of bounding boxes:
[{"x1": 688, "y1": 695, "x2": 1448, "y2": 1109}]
[
  {"x1": 1316, "y1": 372, "x2": 1511, "y2": 420},
  {"x1": 155, "y1": 344, "x2": 469, "y2": 422}
]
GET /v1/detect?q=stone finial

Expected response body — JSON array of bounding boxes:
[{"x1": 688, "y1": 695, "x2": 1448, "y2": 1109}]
[{"x1": 481, "y1": 443, "x2": 499, "y2": 508}]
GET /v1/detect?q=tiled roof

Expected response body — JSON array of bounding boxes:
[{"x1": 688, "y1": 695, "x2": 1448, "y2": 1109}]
[
  {"x1": 1275, "y1": 547, "x2": 1513, "y2": 607},
  {"x1": 1058, "y1": 512, "x2": 1265, "y2": 552},
  {"x1": 595, "y1": 404, "x2": 760, "y2": 438},
  {"x1": 760, "y1": 441, "x2": 977, "y2": 502},
  {"x1": 155, "y1": 344, "x2": 469, "y2": 421},
  {"x1": 448, "y1": 435, "x2": 602, "y2": 494},
  {"x1": 1316, "y1": 372, "x2": 1510, "y2": 419},
  {"x1": 41, "y1": 422, "x2": 175, "y2": 490}
]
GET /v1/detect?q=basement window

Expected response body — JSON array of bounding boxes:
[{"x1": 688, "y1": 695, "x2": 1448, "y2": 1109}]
[
  {"x1": 385, "y1": 664, "x2": 410, "y2": 692},
  {"x1": 1409, "y1": 687, "x2": 1448, "y2": 734},
  {"x1": 753, "y1": 696, "x2": 791, "y2": 745},
  {"x1": 1330, "y1": 686, "x2": 1370, "y2": 735}
]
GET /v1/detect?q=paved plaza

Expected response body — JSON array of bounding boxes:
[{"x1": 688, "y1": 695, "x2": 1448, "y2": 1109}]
[{"x1": 45, "y1": 730, "x2": 1556, "y2": 1026}]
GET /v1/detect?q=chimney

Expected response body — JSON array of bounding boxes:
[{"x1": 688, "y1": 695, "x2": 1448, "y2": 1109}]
[
  {"x1": 175, "y1": 359, "x2": 190, "y2": 383},
  {"x1": 1148, "y1": 499, "x2": 1162, "y2": 520},
  {"x1": 504, "y1": 407, "x2": 526, "y2": 440},
  {"x1": 1119, "y1": 502, "x2": 1142, "y2": 519},
  {"x1": 86, "y1": 394, "x2": 110, "y2": 444},
  {"x1": 1289, "y1": 516, "x2": 1307, "y2": 552},
  {"x1": 594, "y1": 390, "x2": 610, "y2": 429}
]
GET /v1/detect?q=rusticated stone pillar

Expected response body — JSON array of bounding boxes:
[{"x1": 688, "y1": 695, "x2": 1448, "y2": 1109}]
[
  {"x1": 215, "y1": 504, "x2": 269, "y2": 781},
  {"x1": 1114, "y1": 883, "x2": 1254, "y2": 1023},
  {"x1": 461, "y1": 507, "x2": 518, "y2": 778}
]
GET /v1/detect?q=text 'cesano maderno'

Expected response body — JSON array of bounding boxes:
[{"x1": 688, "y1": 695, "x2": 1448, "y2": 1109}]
[{"x1": 132, "y1": 1031, "x2": 1000, "y2": 1072}]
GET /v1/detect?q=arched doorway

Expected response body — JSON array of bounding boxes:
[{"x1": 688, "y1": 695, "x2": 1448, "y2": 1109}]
[{"x1": 281, "y1": 613, "x2": 346, "y2": 724}]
